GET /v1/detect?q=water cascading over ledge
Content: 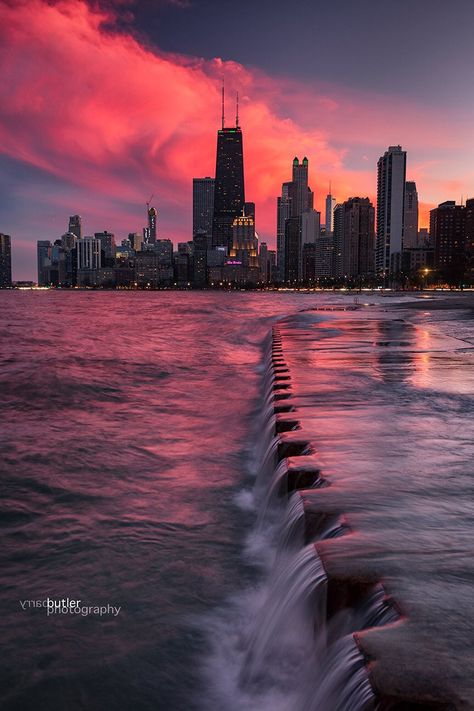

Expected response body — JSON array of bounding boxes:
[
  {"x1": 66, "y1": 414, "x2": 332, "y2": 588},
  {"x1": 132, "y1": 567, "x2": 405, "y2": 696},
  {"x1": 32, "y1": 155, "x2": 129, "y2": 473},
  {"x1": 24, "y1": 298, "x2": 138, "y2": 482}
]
[
  {"x1": 256, "y1": 317, "x2": 465, "y2": 711},
  {"x1": 222, "y1": 323, "x2": 409, "y2": 711}
]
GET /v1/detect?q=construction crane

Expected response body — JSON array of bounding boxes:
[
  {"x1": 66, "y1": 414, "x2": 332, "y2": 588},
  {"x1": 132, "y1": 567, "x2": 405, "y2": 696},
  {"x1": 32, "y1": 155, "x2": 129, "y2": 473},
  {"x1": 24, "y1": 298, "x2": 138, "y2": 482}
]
[{"x1": 146, "y1": 193, "x2": 154, "y2": 212}]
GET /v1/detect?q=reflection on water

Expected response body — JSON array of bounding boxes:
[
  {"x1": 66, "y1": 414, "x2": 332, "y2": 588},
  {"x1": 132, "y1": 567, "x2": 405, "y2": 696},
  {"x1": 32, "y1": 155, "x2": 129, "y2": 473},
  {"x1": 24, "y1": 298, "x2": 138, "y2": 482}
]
[{"x1": 0, "y1": 290, "x2": 473, "y2": 710}]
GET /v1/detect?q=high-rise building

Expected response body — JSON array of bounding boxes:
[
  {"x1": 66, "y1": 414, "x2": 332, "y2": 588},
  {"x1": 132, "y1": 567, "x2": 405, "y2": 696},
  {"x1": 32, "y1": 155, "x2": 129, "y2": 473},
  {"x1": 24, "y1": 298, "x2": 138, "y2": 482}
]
[
  {"x1": 148, "y1": 207, "x2": 158, "y2": 244},
  {"x1": 376, "y1": 145, "x2": 407, "y2": 275},
  {"x1": 290, "y1": 157, "x2": 313, "y2": 216},
  {"x1": 76, "y1": 237, "x2": 101, "y2": 271},
  {"x1": 333, "y1": 204, "x2": 344, "y2": 278},
  {"x1": 0, "y1": 234, "x2": 12, "y2": 288},
  {"x1": 284, "y1": 217, "x2": 301, "y2": 283},
  {"x1": 259, "y1": 242, "x2": 270, "y2": 283},
  {"x1": 193, "y1": 177, "x2": 215, "y2": 246},
  {"x1": 229, "y1": 215, "x2": 259, "y2": 267},
  {"x1": 301, "y1": 209, "x2": 321, "y2": 279},
  {"x1": 68, "y1": 215, "x2": 82, "y2": 240},
  {"x1": 325, "y1": 191, "x2": 336, "y2": 234},
  {"x1": 276, "y1": 182, "x2": 292, "y2": 281},
  {"x1": 338, "y1": 197, "x2": 375, "y2": 278},
  {"x1": 193, "y1": 230, "x2": 208, "y2": 287},
  {"x1": 430, "y1": 201, "x2": 466, "y2": 281},
  {"x1": 404, "y1": 181, "x2": 419, "y2": 248},
  {"x1": 129, "y1": 232, "x2": 142, "y2": 252},
  {"x1": 212, "y1": 92, "x2": 245, "y2": 251},
  {"x1": 302, "y1": 243, "x2": 316, "y2": 282},
  {"x1": 37, "y1": 240, "x2": 52, "y2": 286},
  {"x1": 154, "y1": 239, "x2": 174, "y2": 267},
  {"x1": 465, "y1": 198, "x2": 474, "y2": 283},
  {"x1": 314, "y1": 233, "x2": 334, "y2": 278},
  {"x1": 94, "y1": 231, "x2": 116, "y2": 262},
  {"x1": 277, "y1": 157, "x2": 315, "y2": 282}
]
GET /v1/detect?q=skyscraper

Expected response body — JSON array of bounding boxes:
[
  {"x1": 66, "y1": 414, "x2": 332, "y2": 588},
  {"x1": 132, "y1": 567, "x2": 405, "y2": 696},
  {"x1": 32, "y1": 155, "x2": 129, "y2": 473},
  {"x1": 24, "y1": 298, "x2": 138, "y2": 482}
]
[
  {"x1": 0, "y1": 234, "x2": 12, "y2": 288},
  {"x1": 277, "y1": 157, "x2": 315, "y2": 282},
  {"x1": 325, "y1": 191, "x2": 336, "y2": 234},
  {"x1": 301, "y1": 209, "x2": 321, "y2": 279},
  {"x1": 290, "y1": 157, "x2": 313, "y2": 216},
  {"x1": 68, "y1": 215, "x2": 82, "y2": 240},
  {"x1": 76, "y1": 237, "x2": 101, "y2": 271},
  {"x1": 229, "y1": 215, "x2": 259, "y2": 267},
  {"x1": 94, "y1": 231, "x2": 116, "y2": 262},
  {"x1": 284, "y1": 217, "x2": 301, "y2": 283},
  {"x1": 212, "y1": 91, "x2": 245, "y2": 251},
  {"x1": 276, "y1": 182, "x2": 292, "y2": 281},
  {"x1": 37, "y1": 240, "x2": 52, "y2": 286},
  {"x1": 465, "y1": 198, "x2": 474, "y2": 284},
  {"x1": 404, "y1": 181, "x2": 419, "y2": 248},
  {"x1": 193, "y1": 229, "x2": 208, "y2": 287},
  {"x1": 148, "y1": 207, "x2": 158, "y2": 244},
  {"x1": 430, "y1": 201, "x2": 466, "y2": 281},
  {"x1": 376, "y1": 145, "x2": 407, "y2": 275},
  {"x1": 337, "y1": 197, "x2": 375, "y2": 278},
  {"x1": 193, "y1": 177, "x2": 215, "y2": 246}
]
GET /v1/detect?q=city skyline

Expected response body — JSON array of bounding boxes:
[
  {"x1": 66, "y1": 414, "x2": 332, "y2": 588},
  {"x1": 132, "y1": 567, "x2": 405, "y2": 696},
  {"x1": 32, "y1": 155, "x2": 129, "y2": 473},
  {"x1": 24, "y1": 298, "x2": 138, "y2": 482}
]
[{"x1": 1, "y1": 0, "x2": 474, "y2": 279}]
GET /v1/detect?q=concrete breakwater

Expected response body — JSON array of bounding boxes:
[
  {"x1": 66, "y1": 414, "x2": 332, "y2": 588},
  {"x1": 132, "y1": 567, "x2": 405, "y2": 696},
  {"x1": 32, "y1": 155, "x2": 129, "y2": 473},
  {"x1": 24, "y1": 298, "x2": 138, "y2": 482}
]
[{"x1": 258, "y1": 303, "x2": 474, "y2": 710}]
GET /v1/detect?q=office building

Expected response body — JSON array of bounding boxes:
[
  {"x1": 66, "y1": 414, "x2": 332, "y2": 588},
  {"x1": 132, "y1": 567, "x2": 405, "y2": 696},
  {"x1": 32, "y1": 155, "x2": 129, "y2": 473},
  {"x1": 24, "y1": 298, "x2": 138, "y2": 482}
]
[
  {"x1": 37, "y1": 240, "x2": 52, "y2": 286},
  {"x1": 148, "y1": 207, "x2": 158, "y2": 244},
  {"x1": 76, "y1": 237, "x2": 102, "y2": 271},
  {"x1": 430, "y1": 201, "x2": 466, "y2": 279},
  {"x1": 325, "y1": 191, "x2": 337, "y2": 234},
  {"x1": 276, "y1": 182, "x2": 292, "y2": 281},
  {"x1": 284, "y1": 217, "x2": 301, "y2": 283},
  {"x1": 0, "y1": 234, "x2": 12, "y2": 288},
  {"x1": 337, "y1": 197, "x2": 375, "y2": 278},
  {"x1": 68, "y1": 215, "x2": 82, "y2": 240},
  {"x1": 193, "y1": 177, "x2": 215, "y2": 245},
  {"x1": 193, "y1": 230, "x2": 208, "y2": 287},
  {"x1": 404, "y1": 181, "x2": 419, "y2": 248},
  {"x1": 94, "y1": 231, "x2": 116, "y2": 263},
  {"x1": 229, "y1": 215, "x2": 259, "y2": 267},
  {"x1": 212, "y1": 92, "x2": 245, "y2": 250},
  {"x1": 376, "y1": 145, "x2": 407, "y2": 275}
]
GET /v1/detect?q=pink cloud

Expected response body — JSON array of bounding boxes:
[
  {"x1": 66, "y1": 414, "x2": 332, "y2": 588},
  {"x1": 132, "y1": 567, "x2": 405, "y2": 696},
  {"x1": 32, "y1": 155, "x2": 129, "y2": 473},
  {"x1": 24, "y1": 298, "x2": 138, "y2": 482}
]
[{"x1": 0, "y1": 0, "x2": 473, "y2": 279}]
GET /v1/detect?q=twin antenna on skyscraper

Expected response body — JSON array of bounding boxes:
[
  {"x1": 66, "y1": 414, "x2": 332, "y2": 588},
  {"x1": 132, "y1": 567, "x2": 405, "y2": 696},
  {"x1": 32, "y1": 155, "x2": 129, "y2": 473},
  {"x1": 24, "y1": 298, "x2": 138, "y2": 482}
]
[{"x1": 221, "y1": 80, "x2": 239, "y2": 130}]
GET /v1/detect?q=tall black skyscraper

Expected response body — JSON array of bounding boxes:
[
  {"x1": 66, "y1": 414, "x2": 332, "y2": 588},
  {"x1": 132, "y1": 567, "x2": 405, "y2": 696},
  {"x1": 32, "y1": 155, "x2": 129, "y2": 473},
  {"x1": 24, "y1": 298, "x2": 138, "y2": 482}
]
[{"x1": 212, "y1": 89, "x2": 245, "y2": 251}]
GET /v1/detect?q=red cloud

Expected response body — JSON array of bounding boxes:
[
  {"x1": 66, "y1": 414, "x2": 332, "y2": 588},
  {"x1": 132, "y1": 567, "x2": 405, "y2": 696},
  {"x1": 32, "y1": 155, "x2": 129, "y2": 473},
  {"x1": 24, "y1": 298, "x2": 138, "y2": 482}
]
[{"x1": 0, "y1": 0, "x2": 473, "y2": 278}]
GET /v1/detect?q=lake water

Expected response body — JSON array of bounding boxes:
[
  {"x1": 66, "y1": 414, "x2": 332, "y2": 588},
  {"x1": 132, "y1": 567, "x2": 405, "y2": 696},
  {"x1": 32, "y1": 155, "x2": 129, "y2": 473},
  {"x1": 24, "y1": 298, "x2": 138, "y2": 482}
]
[{"x1": 1, "y1": 290, "x2": 473, "y2": 710}]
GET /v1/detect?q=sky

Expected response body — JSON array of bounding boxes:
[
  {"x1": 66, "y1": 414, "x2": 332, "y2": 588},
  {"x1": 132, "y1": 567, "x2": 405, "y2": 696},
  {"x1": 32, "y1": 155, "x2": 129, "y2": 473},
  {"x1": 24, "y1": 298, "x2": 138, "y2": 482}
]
[{"x1": 1, "y1": 0, "x2": 474, "y2": 279}]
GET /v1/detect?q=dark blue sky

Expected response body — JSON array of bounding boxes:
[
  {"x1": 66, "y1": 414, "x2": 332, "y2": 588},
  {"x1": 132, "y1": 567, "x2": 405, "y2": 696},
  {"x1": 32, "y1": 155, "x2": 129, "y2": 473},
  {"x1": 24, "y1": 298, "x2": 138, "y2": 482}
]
[{"x1": 122, "y1": 0, "x2": 474, "y2": 106}]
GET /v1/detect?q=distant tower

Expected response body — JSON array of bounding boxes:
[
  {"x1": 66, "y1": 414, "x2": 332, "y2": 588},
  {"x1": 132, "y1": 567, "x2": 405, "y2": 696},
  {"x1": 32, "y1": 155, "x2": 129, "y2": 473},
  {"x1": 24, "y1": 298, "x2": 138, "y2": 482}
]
[
  {"x1": 212, "y1": 86, "x2": 245, "y2": 251},
  {"x1": 0, "y1": 234, "x2": 12, "y2": 288},
  {"x1": 376, "y1": 145, "x2": 406, "y2": 275},
  {"x1": 337, "y1": 197, "x2": 375, "y2": 278},
  {"x1": 68, "y1": 215, "x2": 82, "y2": 240},
  {"x1": 277, "y1": 156, "x2": 315, "y2": 282},
  {"x1": 403, "y1": 181, "x2": 419, "y2": 248},
  {"x1": 276, "y1": 182, "x2": 292, "y2": 281},
  {"x1": 430, "y1": 201, "x2": 466, "y2": 273},
  {"x1": 325, "y1": 185, "x2": 336, "y2": 234},
  {"x1": 148, "y1": 207, "x2": 158, "y2": 244},
  {"x1": 291, "y1": 157, "x2": 313, "y2": 216},
  {"x1": 193, "y1": 177, "x2": 215, "y2": 247}
]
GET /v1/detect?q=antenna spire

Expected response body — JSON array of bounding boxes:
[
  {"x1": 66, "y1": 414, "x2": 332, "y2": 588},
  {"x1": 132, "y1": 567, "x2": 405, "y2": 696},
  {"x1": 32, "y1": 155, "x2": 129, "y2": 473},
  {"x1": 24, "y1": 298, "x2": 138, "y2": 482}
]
[
  {"x1": 236, "y1": 91, "x2": 239, "y2": 128},
  {"x1": 221, "y1": 78, "x2": 225, "y2": 130}
]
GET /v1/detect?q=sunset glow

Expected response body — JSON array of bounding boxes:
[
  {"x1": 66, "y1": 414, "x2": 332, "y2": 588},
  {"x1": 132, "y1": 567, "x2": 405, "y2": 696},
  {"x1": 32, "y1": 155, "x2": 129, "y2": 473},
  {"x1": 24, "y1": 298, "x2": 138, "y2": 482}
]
[{"x1": 1, "y1": 0, "x2": 473, "y2": 278}]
